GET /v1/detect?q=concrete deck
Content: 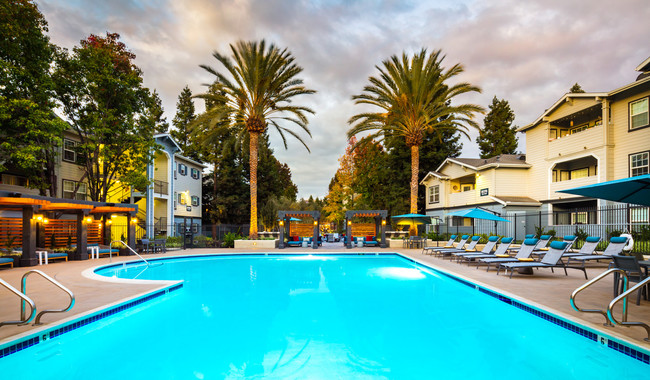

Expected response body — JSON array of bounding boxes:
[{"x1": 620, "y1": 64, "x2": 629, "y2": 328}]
[{"x1": 1, "y1": 243, "x2": 649, "y2": 347}]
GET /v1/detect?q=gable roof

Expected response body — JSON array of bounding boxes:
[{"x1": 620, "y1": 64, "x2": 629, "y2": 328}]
[
  {"x1": 436, "y1": 154, "x2": 530, "y2": 172},
  {"x1": 517, "y1": 93, "x2": 607, "y2": 132},
  {"x1": 420, "y1": 171, "x2": 449, "y2": 184},
  {"x1": 154, "y1": 133, "x2": 182, "y2": 153}
]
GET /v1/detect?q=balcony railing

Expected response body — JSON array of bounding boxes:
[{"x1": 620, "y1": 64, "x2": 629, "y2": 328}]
[
  {"x1": 550, "y1": 175, "x2": 598, "y2": 198},
  {"x1": 448, "y1": 190, "x2": 477, "y2": 206},
  {"x1": 548, "y1": 124, "x2": 604, "y2": 158},
  {"x1": 153, "y1": 180, "x2": 168, "y2": 195}
]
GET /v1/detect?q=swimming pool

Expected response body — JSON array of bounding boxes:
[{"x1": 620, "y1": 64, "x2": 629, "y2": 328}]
[{"x1": 1, "y1": 253, "x2": 648, "y2": 378}]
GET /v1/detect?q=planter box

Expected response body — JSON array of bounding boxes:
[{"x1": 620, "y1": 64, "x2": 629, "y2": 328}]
[{"x1": 234, "y1": 239, "x2": 279, "y2": 249}]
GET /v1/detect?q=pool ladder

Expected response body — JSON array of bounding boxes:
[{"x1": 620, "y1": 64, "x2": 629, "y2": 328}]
[
  {"x1": 571, "y1": 268, "x2": 650, "y2": 341},
  {"x1": 0, "y1": 270, "x2": 75, "y2": 327}
]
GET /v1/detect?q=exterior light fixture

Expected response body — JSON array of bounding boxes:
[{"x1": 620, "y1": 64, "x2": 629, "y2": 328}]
[
  {"x1": 131, "y1": 217, "x2": 138, "y2": 224},
  {"x1": 313, "y1": 221, "x2": 318, "y2": 226},
  {"x1": 34, "y1": 215, "x2": 43, "y2": 222},
  {"x1": 279, "y1": 221, "x2": 284, "y2": 226},
  {"x1": 43, "y1": 218, "x2": 49, "y2": 224},
  {"x1": 347, "y1": 220, "x2": 352, "y2": 226},
  {"x1": 111, "y1": 214, "x2": 117, "y2": 219},
  {"x1": 85, "y1": 217, "x2": 93, "y2": 223},
  {"x1": 382, "y1": 220, "x2": 386, "y2": 226},
  {"x1": 107, "y1": 220, "x2": 113, "y2": 225}
]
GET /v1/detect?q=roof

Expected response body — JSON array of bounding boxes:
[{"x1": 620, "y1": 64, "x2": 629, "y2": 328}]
[
  {"x1": 518, "y1": 93, "x2": 607, "y2": 132},
  {"x1": 490, "y1": 195, "x2": 541, "y2": 207},
  {"x1": 635, "y1": 56, "x2": 650, "y2": 73},
  {"x1": 435, "y1": 155, "x2": 530, "y2": 173},
  {"x1": 174, "y1": 153, "x2": 207, "y2": 168},
  {"x1": 154, "y1": 133, "x2": 182, "y2": 153},
  {"x1": 419, "y1": 171, "x2": 449, "y2": 184}
]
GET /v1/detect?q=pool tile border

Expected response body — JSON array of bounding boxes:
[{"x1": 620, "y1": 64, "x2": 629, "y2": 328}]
[
  {"x1": 399, "y1": 253, "x2": 650, "y2": 366},
  {"x1": 0, "y1": 283, "x2": 183, "y2": 359}
]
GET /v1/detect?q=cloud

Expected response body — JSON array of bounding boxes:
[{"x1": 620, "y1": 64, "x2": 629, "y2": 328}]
[{"x1": 38, "y1": 0, "x2": 649, "y2": 199}]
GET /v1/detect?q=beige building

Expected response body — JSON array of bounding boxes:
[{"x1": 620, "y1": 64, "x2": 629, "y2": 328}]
[{"x1": 421, "y1": 56, "x2": 650, "y2": 237}]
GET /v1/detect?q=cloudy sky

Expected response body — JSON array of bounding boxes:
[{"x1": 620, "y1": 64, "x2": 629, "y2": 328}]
[{"x1": 38, "y1": 0, "x2": 649, "y2": 199}]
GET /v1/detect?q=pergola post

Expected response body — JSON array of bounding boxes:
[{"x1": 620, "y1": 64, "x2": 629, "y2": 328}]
[
  {"x1": 278, "y1": 216, "x2": 286, "y2": 249},
  {"x1": 103, "y1": 215, "x2": 112, "y2": 245},
  {"x1": 380, "y1": 217, "x2": 387, "y2": 248},
  {"x1": 312, "y1": 219, "x2": 319, "y2": 249},
  {"x1": 346, "y1": 218, "x2": 352, "y2": 248},
  {"x1": 127, "y1": 212, "x2": 136, "y2": 252},
  {"x1": 20, "y1": 206, "x2": 38, "y2": 267},
  {"x1": 72, "y1": 211, "x2": 88, "y2": 260}
]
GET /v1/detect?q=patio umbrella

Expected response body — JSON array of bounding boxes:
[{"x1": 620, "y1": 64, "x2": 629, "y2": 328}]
[
  {"x1": 391, "y1": 213, "x2": 432, "y2": 225},
  {"x1": 557, "y1": 174, "x2": 650, "y2": 207},
  {"x1": 446, "y1": 208, "x2": 510, "y2": 235}
]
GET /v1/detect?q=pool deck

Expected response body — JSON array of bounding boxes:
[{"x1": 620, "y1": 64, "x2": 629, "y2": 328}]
[{"x1": 1, "y1": 243, "x2": 649, "y2": 347}]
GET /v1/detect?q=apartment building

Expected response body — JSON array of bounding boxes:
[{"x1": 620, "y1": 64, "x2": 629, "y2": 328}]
[{"x1": 422, "y1": 56, "x2": 650, "y2": 233}]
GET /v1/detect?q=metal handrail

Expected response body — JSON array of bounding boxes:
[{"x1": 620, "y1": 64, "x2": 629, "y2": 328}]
[
  {"x1": 110, "y1": 240, "x2": 151, "y2": 266},
  {"x1": 21, "y1": 270, "x2": 75, "y2": 325},
  {"x1": 0, "y1": 277, "x2": 36, "y2": 327},
  {"x1": 570, "y1": 268, "x2": 628, "y2": 326},
  {"x1": 608, "y1": 276, "x2": 650, "y2": 341}
]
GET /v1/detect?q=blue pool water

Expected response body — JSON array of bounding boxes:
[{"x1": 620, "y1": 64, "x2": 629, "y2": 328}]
[{"x1": 1, "y1": 254, "x2": 648, "y2": 378}]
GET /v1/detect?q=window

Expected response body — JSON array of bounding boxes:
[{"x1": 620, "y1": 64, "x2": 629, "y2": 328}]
[
  {"x1": 630, "y1": 97, "x2": 649, "y2": 130},
  {"x1": 191, "y1": 195, "x2": 199, "y2": 207},
  {"x1": 191, "y1": 168, "x2": 200, "y2": 179},
  {"x1": 461, "y1": 184, "x2": 473, "y2": 192},
  {"x1": 630, "y1": 152, "x2": 649, "y2": 176},
  {"x1": 560, "y1": 170, "x2": 570, "y2": 181},
  {"x1": 570, "y1": 123, "x2": 591, "y2": 134},
  {"x1": 0, "y1": 174, "x2": 28, "y2": 186},
  {"x1": 549, "y1": 129, "x2": 558, "y2": 140},
  {"x1": 571, "y1": 212, "x2": 587, "y2": 224},
  {"x1": 570, "y1": 168, "x2": 589, "y2": 180},
  {"x1": 63, "y1": 180, "x2": 87, "y2": 200},
  {"x1": 178, "y1": 192, "x2": 186, "y2": 205},
  {"x1": 177, "y1": 223, "x2": 185, "y2": 233},
  {"x1": 192, "y1": 223, "x2": 199, "y2": 233},
  {"x1": 428, "y1": 185, "x2": 439, "y2": 204},
  {"x1": 63, "y1": 139, "x2": 77, "y2": 162},
  {"x1": 173, "y1": 192, "x2": 177, "y2": 209},
  {"x1": 178, "y1": 163, "x2": 187, "y2": 176}
]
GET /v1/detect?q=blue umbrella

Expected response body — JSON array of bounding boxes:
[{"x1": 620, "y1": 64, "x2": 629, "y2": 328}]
[
  {"x1": 557, "y1": 174, "x2": 650, "y2": 207},
  {"x1": 446, "y1": 208, "x2": 510, "y2": 222}
]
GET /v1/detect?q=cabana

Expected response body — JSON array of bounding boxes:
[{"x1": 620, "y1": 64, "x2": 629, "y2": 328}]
[
  {"x1": 345, "y1": 210, "x2": 387, "y2": 248},
  {"x1": 0, "y1": 192, "x2": 138, "y2": 266},
  {"x1": 278, "y1": 210, "x2": 321, "y2": 249}
]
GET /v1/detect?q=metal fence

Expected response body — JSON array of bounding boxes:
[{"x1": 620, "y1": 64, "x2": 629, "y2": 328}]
[{"x1": 431, "y1": 204, "x2": 650, "y2": 253}]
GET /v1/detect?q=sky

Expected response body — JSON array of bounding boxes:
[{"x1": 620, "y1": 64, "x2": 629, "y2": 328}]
[{"x1": 38, "y1": 0, "x2": 649, "y2": 199}]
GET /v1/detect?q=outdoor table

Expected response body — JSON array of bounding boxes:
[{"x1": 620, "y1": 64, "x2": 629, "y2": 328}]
[{"x1": 153, "y1": 239, "x2": 166, "y2": 253}]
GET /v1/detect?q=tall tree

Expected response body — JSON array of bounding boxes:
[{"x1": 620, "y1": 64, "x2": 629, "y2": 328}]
[
  {"x1": 323, "y1": 138, "x2": 356, "y2": 227},
  {"x1": 53, "y1": 33, "x2": 159, "y2": 201},
  {"x1": 570, "y1": 83, "x2": 585, "y2": 93},
  {"x1": 348, "y1": 49, "x2": 483, "y2": 232},
  {"x1": 476, "y1": 96, "x2": 518, "y2": 158},
  {"x1": 0, "y1": 0, "x2": 66, "y2": 196},
  {"x1": 171, "y1": 85, "x2": 203, "y2": 161},
  {"x1": 195, "y1": 40, "x2": 315, "y2": 239}
]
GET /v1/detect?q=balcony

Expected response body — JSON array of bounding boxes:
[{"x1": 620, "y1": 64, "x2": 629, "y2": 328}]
[
  {"x1": 153, "y1": 180, "x2": 169, "y2": 195},
  {"x1": 550, "y1": 175, "x2": 599, "y2": 199},
  {"x1": 548, "y1": 124, "x2": 604, "y2": 158},
  {"x1": 448, "y1": 190, "x2": 477, "y2": 206}
]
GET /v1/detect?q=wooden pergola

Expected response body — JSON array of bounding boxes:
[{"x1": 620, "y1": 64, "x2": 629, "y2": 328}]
[
  {"x1": 344, "y1": 210, "x2": 388, "y2": 248},
  {"x1": 277, "y1": 210, "x2": 321, "y2": 249},
  {"x1": 0, "y1": 192, "x2": 137, "y2": 267}
]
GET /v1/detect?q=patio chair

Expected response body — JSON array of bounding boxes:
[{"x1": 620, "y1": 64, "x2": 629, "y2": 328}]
[
  {"x1": 498, "y1": 241, "x2": 587, "y2": 279},
  {"x1": 611, "y1": 255, "x2": 648, "y2": 305},
  {"x1": 532, "y1": 235, "x2": 576, "y2": 258},
  {"x1": 428, "y1": 235, "x2": 470, "y2": 257},
  {"x1": 478, "y1": 238, "x2": 538, "y2": 272},
  {"x1": 566, "y1": 236, "x2": 628, "y2": 267},
  {"x1": 422, "y1": 235, "x2": 457, "y2": 255},
  {"x1": 458, "y1": 237, "x2": 513, "y2": 264}
]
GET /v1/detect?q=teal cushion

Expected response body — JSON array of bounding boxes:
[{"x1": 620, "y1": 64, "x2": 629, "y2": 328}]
[
  {"x1": 47, "y1": 253, "x2": 67, "y2": 258},
  {"x1": 550, "y1": 241, "x2": 569, "y2": 250},
  {"x1": 525, "y1": 234, "x2": 535, "y2": 238},
  {"x1": 586, "y1": 236, "x2": 601, "y2": 243},
  {"x1": 471, "y1": 236, "x2": 481, "y2": 241},
  {"x1": 563, "y1": 235, "x2": 576, "y2": 241},
  {"x1": 0, "y1": 258, "x2": 13, "y2": 263},
  {"x1": 523, "y1": 238, "x2": 539, "y2": 246},
  {"x1": 450, "y1": 235, "x2": 457, "y2": 239},
  {"x1": 461, "y1": 235, "x2": 469, "y2": 239},
  {"x1": 501, "y1": 237, "x2": 514, "y2": 244},
  {"x1": 540, "y1": 235, "x2": 551, "y2": 240},
  {"x1": 611, "y1": 236, "x2": 628, "y2": 244},
  {"x1": 488, "y1": 236, "x2": 500, "y2": 242}
]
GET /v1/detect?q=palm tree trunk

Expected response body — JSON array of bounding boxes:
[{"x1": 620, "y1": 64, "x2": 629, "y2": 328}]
[
  {"x1": 249, "y1": 131, "x2": 259, "y2": 239},
  {"x1": 410, "y1": 145, "x2": 419, "y2": 214}
]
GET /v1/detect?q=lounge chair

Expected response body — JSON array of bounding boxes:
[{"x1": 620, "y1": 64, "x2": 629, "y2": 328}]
[
  {"x1": 532, "y1": 235, "x2": 576, "y2": 258},
  {"x1": 459, "y1": 237, "x2": 513, "y2": 264},
  {"x1": 428, "y1": 235, "x2": 470, "y2": 257},
  {"x1": 286, "y1": 236, "x2": 302, "y2": 247},
  {"x1": 442, "y1": 236, "x2": 481, "y2": 259},
  {"x1": 562, "y1": 236, "x2": 602, "y2": 258},
  {"x1": 0, "y1": 257, "x2": 14, "y2": 269},
  {"x1": 451, "y1": 236, "x2": 500, "y2": 261},
  {"x1": 36, "y1": 248, "x2": 68, "y2": 264},
  {"x1": 363, "y1": 236, "x2": 379, "y2": 247},
  {"x1": 566, "y1": 236, "x2": 628, "y2": 267},
  {"x1": 611, "y1": 255, "x2": 648, "y2": 305},
  {"x1": 498, "y1": 241, "x2": 587, "y2": 279},
  {"x1": 422, "y1": 235, "x2": 457, "y2": 255},
  {"x1": 478, "y1": 238, "x2": 538, "y2": 271}
]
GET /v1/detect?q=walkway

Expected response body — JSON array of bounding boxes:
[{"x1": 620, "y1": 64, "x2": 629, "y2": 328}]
[{"x1": 1, "y1": 245, "x2": 648, "y2": 345}]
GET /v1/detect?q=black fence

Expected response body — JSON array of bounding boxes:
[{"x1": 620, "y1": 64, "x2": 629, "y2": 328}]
[{"x1": 430, "y1": 204, "x2": 650, "y2": 253}]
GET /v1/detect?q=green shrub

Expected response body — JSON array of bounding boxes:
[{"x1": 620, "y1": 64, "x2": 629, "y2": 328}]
[
  {"x1": 222, "y1": 232, "x2": 242, "y2": 248},
  {"x1": 166, "y1": 236, "x2": 182, "y2": 248},
  {"x1": 193, "y1": 235, "x2": 213, "y2": 248}
]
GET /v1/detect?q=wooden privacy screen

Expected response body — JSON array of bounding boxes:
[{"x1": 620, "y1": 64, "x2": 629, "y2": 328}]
[
  {"x1": 351, "y1": 223, "x2": 376, "y2": 237},
  {"x1": 0, "y1": 217, "x2": 23, "y2": 248},
  {"x1": 0, "y1": 218, "x2": 102, "y2": 249},
  {"x1": 290, "y1": 223, "x2": 314, "y2": 237}
]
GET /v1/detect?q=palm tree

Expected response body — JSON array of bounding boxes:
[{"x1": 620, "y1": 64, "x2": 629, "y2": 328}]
[
  {"x1": 348, "y1": 49, "x2": 484, "y2": 232},
  {"x1": 194, "y1": 40, "x2": 315, "y2": 239}
]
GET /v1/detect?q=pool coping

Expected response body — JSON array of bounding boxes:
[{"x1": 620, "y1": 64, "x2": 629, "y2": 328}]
[{"x1": 1, "y1": 251, "x2": 648, "y2": 366}]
